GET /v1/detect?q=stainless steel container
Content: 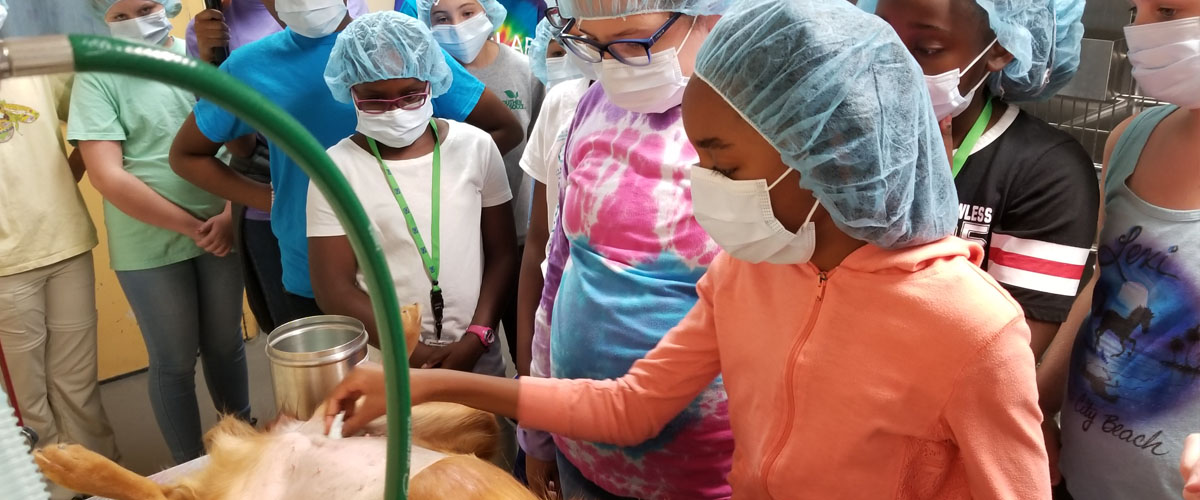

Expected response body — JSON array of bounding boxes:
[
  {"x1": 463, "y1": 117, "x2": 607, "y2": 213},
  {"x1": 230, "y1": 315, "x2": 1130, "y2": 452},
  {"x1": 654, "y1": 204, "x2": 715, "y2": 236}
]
[{"x1": 266, "y1": 315, "x2": 368, "y2": 420}]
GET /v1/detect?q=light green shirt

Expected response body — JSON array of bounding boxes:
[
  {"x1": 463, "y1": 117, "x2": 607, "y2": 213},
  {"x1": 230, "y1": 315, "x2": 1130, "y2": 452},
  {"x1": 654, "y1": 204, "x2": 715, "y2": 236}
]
[{"x1": 67, "y1": 38, "x2": 223, "y2": 271}]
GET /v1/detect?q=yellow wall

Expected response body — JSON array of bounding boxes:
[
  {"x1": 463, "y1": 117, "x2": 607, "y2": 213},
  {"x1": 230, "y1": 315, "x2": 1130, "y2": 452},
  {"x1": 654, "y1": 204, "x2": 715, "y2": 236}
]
[
  {"x1": 92, "y1": 0, "x2": 393, "y2": 378},
  {"x1": 85, "y1": 184, "x2": 150, "y2": 380}
]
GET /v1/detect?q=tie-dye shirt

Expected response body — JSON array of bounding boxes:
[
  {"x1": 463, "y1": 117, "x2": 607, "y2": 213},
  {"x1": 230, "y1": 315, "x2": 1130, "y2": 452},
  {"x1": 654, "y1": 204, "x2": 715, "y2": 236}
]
[{"x1": 530, "y1": 85, "x2": 733, "y2": 498}]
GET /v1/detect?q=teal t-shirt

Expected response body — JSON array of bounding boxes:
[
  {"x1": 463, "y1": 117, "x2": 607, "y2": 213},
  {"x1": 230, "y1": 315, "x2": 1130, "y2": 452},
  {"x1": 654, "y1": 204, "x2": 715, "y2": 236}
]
[{"x1": 67, "y1": 38, "x2": 224, "y2": 272}]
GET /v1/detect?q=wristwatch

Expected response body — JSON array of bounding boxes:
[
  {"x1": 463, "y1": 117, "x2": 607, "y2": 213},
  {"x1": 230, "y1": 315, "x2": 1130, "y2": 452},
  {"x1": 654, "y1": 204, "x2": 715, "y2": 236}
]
[{"x1": 466, "y1": 325, "x2": 497, "y2": 350}]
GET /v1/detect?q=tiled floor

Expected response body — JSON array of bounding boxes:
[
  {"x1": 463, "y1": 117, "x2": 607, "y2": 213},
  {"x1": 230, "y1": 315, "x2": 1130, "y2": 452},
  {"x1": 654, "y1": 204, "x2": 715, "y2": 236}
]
[{"x1": 98, "y1": 335, "x2": 277, "y2": 476}]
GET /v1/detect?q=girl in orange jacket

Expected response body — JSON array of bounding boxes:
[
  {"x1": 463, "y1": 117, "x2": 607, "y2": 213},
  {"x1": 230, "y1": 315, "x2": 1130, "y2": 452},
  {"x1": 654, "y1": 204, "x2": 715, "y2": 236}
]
[{"x1": 323, "y1": 0, "x2": 1050, "y2": 497}]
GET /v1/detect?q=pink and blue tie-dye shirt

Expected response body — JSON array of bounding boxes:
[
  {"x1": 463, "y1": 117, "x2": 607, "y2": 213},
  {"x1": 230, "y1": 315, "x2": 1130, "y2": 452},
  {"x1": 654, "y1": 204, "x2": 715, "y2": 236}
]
[{"x1": 530, "y1": 85, "x2": 733, "y2": 499}]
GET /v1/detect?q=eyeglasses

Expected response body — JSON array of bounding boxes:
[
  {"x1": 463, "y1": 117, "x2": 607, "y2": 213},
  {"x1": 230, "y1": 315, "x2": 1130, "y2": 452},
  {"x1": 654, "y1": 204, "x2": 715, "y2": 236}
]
[
  {"x1": 559, "y1": 12, "x2": 682, "y2": 66},
  {"x1": 352, "y1": 83, "x2": 431, "y2": 114},
  {"x1": 544, "y1": 7, "x2": 570, "y2": 30}
]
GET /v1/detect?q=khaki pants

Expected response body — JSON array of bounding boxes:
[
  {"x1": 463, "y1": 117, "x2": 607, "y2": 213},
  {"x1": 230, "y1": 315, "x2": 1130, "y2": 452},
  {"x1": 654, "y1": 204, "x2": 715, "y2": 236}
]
[{"x1": 0, "y1": 251, "x2": 118, "y2": 465}]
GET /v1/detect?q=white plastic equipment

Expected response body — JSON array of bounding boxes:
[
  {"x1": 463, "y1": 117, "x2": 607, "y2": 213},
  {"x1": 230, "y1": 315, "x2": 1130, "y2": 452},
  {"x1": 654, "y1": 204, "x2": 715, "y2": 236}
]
[{"x1": 0, "y1": 385, "x2": 50, "y2": 500}]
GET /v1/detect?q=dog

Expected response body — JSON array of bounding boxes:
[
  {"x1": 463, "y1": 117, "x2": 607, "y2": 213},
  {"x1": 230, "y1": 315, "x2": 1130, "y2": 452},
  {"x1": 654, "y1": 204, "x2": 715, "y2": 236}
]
[{"x1": 34, "y1": 305, "x2": 540, "y2": 500}]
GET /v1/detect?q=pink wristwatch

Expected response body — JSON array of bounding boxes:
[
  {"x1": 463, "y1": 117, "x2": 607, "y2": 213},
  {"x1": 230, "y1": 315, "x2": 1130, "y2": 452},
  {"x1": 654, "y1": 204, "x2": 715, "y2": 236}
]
[{"x1": 466, "y1": 325, "x2": 497, "y2": 350}]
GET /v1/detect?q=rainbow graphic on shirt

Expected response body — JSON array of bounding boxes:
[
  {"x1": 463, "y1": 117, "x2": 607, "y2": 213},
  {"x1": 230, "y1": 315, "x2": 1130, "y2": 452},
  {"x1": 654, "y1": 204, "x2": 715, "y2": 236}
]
[{"x1": 494, "y1": 0, "x2": 546, "y2": 54}]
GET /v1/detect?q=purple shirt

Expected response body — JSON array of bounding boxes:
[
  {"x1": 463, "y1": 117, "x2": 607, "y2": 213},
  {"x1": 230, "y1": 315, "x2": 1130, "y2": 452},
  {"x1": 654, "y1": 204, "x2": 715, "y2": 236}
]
[
  {"x1": 244, "y1": 207, "x2": 271, "y2": 221},
  {"x1": 185, "y1": 0, "x2": 368, "y2": 58}
]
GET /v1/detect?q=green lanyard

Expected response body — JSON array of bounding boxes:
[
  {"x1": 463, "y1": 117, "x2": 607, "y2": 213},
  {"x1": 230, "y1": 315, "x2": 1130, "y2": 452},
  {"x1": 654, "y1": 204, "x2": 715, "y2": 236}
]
[
  {"x1": 366, "y1": 120, "x2": 445, "y2": 340},
  {"x1": 951, "y1": 97, "x2": 993, "y2": 179}
]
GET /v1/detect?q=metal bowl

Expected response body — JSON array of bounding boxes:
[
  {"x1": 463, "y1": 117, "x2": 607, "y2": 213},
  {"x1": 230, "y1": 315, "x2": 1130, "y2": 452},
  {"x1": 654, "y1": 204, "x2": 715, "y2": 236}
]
[{"x1": 266, "y1": 315, "x2": 368, "y2": 420}]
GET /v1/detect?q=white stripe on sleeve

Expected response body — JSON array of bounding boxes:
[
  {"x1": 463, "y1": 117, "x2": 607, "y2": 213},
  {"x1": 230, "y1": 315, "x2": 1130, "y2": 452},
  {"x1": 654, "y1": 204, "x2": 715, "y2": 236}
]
[
  {"x1": 991, "y1": 234, "x2": 1091, "y2": 265},
  {"x1": 988, "y1": 262, "x2": 1082, "y2": 296}
]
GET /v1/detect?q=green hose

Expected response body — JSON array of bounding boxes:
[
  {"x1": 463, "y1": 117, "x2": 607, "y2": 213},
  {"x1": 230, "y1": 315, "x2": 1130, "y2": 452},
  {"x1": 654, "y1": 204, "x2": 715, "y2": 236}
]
[{"x1": 66, "y1": 34, "x2": 412, "y2": 498}]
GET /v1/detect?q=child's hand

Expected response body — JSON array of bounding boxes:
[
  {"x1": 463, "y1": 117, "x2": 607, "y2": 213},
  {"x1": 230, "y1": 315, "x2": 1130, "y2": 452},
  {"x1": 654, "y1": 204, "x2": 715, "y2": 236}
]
[
  {"x1": 193, "y1": 8, "x2": 230, "y2": 64},
  {"x1": 420, "y1": 337, "x2": 485, "y2": 371},
  {"x1": 323, "y1": 362, "x2": 387, "y2": 437},
  {"x1": 409, "y1": 341, "x2": 439, "y2": 369},
  {"x1": 1182, "y1": 433, "x2": 1200, "y2": 500},
  {"x1": 526, "y1": 455, "x2": 561, "y2": 500},
  {"x1": 196, "y1": 207, "x2": 234, "y2": 256}
]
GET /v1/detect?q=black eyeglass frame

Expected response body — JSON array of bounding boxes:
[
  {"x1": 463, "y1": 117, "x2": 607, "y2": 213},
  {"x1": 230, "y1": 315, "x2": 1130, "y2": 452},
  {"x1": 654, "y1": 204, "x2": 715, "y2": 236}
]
[
  {"x1": 544, "y1": 6, "x2": 570, "y2": 30},
  {"x1": 558, "y1": 12, "x2": 684, "y2": 66}
]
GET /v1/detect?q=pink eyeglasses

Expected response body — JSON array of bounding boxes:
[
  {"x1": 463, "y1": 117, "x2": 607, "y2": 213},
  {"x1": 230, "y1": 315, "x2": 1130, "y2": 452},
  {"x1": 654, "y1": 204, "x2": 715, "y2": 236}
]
[{"x1": 352, "y1": 83, "x2": 431, "y2": 114}]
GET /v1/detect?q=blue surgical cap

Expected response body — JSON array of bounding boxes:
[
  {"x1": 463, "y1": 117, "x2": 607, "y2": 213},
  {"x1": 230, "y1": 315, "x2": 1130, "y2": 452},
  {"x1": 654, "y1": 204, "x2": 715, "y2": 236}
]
[
  {"x1": 91, "y1": 0, "x2": 182, "y2": 19},
  {"x1": 416, "y1": 0, "x2": 508, "y2": 31},
  {"x1": 859, "y1": 0, "x2": 1084, "y2": 102},
  {"x1": 976, "y1": 0, "x2": 1083, "y2": 101},
  {"x1": 529, "y1": 18, "x2": 557, "y2": 86},
  {"x1": 324, "y1": 11, "x2": 453, "y2": 104},
  {"x1": 694, "y1": 0, "x2": 958, "y2": 249},
  {"x1": 560, "y1": 0, "x2": 729, "y2": 19},
  {"x1": 1037, "y1": 0, "x2": 1086, "y2": 99}
]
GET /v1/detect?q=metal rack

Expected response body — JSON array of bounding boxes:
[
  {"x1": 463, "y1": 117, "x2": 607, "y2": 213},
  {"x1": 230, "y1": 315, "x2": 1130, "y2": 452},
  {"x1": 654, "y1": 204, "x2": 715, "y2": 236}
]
[
  {"x1": 1019, "y1": 3, "x2": 1166, "y2": 168},
  {"x1": 1021, "y1": 38, "x2": 1165, "y2": 167}
]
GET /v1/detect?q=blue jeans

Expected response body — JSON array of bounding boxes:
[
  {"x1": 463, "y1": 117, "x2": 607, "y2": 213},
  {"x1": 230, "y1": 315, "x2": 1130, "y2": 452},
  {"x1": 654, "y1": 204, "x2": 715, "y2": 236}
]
[
  {"x1": 557, "y1": 451, "x2": 638, "y2": 500},
  {"x1": 241, "y1": 217, "x2": 289, "y2": 332},
  {"x1": 282, "y1": 292, "x2": 324, "y2": 323},
  {"x1": 115, "y1": 254, "x2": 250, "y2": 464}
]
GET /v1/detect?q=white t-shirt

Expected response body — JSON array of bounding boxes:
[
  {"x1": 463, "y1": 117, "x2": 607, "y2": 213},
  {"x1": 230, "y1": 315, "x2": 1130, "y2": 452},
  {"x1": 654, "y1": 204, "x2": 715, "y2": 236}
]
[
  {"x1": 518, "y1": 78, "x2": 588, "y2": 271},
  {"x1": 307, "y1": 120, "x2": 511, "y2": 376}
]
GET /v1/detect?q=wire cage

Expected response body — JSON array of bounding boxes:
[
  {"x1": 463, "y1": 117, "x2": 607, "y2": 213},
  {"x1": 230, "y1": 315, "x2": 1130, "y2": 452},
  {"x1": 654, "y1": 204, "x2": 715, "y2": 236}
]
[{"x1": 1020, "y1": 36, "x2": 1166, "y2": 169}]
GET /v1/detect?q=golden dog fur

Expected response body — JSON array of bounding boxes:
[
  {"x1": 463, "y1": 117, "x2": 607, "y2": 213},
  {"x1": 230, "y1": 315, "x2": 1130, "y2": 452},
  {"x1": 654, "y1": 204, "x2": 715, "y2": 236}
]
[{"x1": 34, "y1": 305, "x2": 540, "y2": 500}]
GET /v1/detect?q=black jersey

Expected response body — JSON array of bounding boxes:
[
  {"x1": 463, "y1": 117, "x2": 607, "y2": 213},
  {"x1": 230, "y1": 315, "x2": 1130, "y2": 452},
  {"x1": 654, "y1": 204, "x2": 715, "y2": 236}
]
[{"x1": 953, "y1": 105, "x2": 1099, "y2": 323}]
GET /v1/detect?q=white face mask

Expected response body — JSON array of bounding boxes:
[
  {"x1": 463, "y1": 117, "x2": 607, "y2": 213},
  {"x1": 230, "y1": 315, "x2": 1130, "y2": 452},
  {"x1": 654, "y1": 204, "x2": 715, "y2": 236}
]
[
  {"x1": 568, "y1": 51, "x2": 598, "y2": 81},
  {"x1": 277, "y1": 0, "x2": 347, "y2": 39},
  {"x1": 691, "y1": 166, "x2": 820, "y2": 264},
  {"x1": 431, "y1": 14, "x2": 494, "y2": 64},
  {"x1": 0, "y1": 5, "x2": 8, "y2": 31},
  {"x1": 355, "y1": 99, "x2": 434, "y2": 148},
  {"x1": 924, "y1": 39, "x2": 997, "y2": 120},
  {"x1": 545, "y1": 56, "x2": 585, "y2": 87},
  {"x1": 595, "y1": 20, "x2": 695, "y2": 114},
  {"x1": 107, "y1": 9, "x2": 173, "y2": 45},
  {"x1": 1125, "y1": 17, "x2": 1200, "y2": 110}
]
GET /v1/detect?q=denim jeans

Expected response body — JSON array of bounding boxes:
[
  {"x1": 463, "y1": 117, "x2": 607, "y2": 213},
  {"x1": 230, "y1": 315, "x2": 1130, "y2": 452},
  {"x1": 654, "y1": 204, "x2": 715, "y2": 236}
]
[
  {"x1": 513, "y1": 447, "x2": 528, "y2": 484},
  {"x1": 115, "y1": 253, "x2": 250, "y2": 464},
  {"x1": 557, "y1": 451, "x2": 638, "y2": 500},
  {"x1": 281, "y1": 292, "x2": 324, "y2": 324},
  {"x1": 241, "y1": 217, "x2": 289, "y2": 333}
]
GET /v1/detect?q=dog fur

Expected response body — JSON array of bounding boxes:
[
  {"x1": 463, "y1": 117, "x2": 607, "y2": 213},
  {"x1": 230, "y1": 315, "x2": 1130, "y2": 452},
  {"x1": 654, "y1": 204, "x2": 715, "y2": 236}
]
[{"x1": 34, "y1": 304, "x2": 540, "y2": 500}]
